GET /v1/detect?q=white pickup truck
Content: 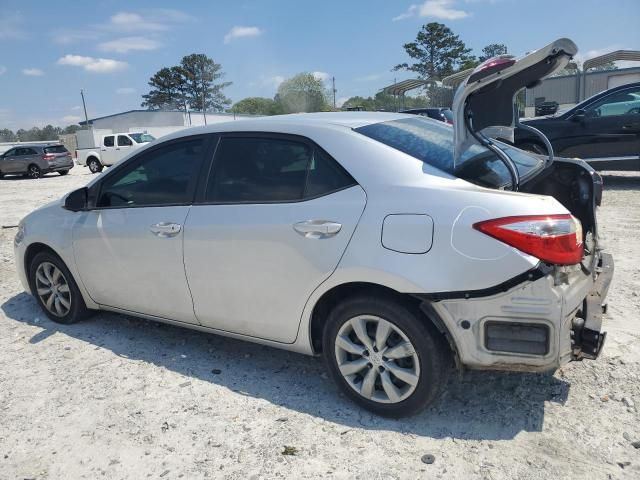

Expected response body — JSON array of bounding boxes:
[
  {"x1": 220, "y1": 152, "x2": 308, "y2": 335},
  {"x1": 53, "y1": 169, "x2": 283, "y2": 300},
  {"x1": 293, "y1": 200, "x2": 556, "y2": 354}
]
[{"x1": 75, "y1": 131, "x2": 155, "y2": 173}]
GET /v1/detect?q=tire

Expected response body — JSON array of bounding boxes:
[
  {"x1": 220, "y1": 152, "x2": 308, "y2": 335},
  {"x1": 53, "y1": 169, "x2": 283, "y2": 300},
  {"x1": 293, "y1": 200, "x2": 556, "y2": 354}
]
[
  {"x1": 58, "y1": 170, "x2": 69, "y2": 176},
  {"x1": 518, "y1": 142, "x2": 547, "y2": 155},
  {"x1": 27, "y1": 164, "x2": 41, "y2": 179},
  {"x1": 87, "y1": 157, "x2": 103, "y2": 173},
  {"x1": 29, "y1": 251, "x2": 91, "y2": 324},
  {"x1": 323, "y1": 295, "x2": 449, "y2": 418}
]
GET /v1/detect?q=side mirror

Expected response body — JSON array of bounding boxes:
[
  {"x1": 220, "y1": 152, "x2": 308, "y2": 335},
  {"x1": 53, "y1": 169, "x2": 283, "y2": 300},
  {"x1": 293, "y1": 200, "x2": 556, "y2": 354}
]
[
  {"x1": 64, "y1": 187, "x2": 88, "y2": 212},
  {"x1": 571, "y1": 109, "x2": 586, "y2": 122}
]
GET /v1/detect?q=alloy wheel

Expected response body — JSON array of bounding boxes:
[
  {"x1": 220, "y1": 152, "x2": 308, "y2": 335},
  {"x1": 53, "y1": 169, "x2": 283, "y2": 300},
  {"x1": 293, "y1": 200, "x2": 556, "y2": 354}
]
[
  {"x1": 28, "y1": 165, "x2": 41, "y2": 179},
  {"x1": 334, "y1": 315, "x2": 420, "y2": 404},
  {"x1": 35, "y1": 262, "x2": 72, "y2": 317}
]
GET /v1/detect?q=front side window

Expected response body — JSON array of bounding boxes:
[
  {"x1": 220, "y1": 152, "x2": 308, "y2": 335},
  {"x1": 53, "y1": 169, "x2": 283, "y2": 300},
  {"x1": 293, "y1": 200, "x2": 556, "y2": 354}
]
[
  {"x1": 118, "y1": 135, "x2": 133, "y2": 147},
  {"x1": 587, "y1": 88, "x2": 640, "y2": 117},
  {"x1": 206, "y1": 137, "x2": 355, "y2": 203},
  {"x1": 104, "y1": 136, "x2": 115, "y2": 147},
  {"x1": 2, "y1": 148, "x2": 17, "y2": 157},
  {"x1": 97, "y1": 138, "x2": 204, "y2": 208}
]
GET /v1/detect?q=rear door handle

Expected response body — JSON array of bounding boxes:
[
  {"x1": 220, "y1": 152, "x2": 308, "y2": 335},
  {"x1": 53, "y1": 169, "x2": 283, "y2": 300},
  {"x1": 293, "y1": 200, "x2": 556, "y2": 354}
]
[
  {"x1": 150, "y1": 222, "x2": 182, "y2": 237},
  {"x1": 293, "y1": 220, "x2": 342, "y2": 238}
]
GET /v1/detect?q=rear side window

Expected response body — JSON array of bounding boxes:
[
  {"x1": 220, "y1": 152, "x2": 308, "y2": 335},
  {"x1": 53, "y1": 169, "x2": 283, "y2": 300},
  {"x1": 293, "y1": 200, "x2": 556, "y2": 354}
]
[
  {"x1": 44, "y1": 145, "x2": 68, "y2": 154},
  {"x1": 98, "y1": 138, "x2": 204, "y2": 208},
  {"x1": 104, "y1": 136, "x2": 115, "y2": 147},
  {"x1": 205, "y1": 137, "x2": 356, "y2": 203},
  {"x1": 19, "y1": 148, "x2": 37, "y2": 155}
]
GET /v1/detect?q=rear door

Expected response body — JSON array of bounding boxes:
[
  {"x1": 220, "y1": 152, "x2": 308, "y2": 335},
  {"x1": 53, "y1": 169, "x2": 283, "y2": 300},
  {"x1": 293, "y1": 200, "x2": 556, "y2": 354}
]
[
  {"x1": 563, "y1": 86, "x2": 640, "y2": 159},
  {"x1": 101, "y1": 135, "x2": 117, "y2": 165},
  {"x1": 183, "y1": 134, "x2": 366, "y2": 343}
]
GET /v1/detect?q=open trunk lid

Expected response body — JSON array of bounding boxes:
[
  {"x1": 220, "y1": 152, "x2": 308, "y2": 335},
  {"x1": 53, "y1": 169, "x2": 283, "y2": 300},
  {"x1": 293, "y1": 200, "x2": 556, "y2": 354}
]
[{"x1": 452, "y1": 38, "x2": 578, "y2": 168}]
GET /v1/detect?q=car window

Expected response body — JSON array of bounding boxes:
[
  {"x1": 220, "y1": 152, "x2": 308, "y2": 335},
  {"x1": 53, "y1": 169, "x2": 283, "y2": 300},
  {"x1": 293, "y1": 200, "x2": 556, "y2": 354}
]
[
  {"x1": 3, "y1": 148, "x2": 17, "y2": 157},
  {"x1": 97, "y1": 138, "x2": 204, "y2": 208},
  {"x1": 44, "y1": 145, "x2": 68, "y2": 154},
  {"x1": 22, "y1": 148, "x2": 38, "y2": 155},
  {"x1": 129, "y1": 133, "x2": 155, "y2": 143},
  {"x1": 104, "y1": 136, "x2": 115, "y2": 147},
  {"x1": 587, "y1": 88, "x2": 640, "y2": 117},
  {"x1": 118, "y1": 135, "x2": 133, "y2": 147},
  {"x1": 206, "y1": 137, "x2": 355, "y2": 203}
]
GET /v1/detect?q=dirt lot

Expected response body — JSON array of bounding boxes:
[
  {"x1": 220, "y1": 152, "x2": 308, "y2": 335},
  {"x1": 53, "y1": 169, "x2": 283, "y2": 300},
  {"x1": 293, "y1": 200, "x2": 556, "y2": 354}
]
[{"x1": 0, "y1": 167, "x2": 639, "y2": 479}]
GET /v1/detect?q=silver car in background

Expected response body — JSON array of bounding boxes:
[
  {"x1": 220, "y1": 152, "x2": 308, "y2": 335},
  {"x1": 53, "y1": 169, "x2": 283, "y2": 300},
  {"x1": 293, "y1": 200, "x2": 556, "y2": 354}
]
[{"x1": 0, "y1": 143, "x2": 74, "y2": 179}]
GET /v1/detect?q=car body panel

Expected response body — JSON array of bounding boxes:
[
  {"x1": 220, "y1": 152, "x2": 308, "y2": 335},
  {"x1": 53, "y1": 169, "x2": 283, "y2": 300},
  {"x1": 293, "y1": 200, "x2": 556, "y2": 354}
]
[{"x1": 184, "y1": 185, "x2": 367, "y2": 343}]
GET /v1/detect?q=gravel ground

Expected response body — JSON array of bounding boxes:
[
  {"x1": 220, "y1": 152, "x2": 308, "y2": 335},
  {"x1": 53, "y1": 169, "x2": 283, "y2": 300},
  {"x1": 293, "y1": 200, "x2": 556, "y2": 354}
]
[{"x1": 0, "y1": 166, "x2": 639, "y2": 479}]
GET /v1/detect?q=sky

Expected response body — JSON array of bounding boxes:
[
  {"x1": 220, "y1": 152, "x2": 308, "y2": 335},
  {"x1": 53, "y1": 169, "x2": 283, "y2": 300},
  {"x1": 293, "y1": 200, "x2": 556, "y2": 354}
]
[{"x1": 1, "y1": 0, "x2": 639, "y2": 129}]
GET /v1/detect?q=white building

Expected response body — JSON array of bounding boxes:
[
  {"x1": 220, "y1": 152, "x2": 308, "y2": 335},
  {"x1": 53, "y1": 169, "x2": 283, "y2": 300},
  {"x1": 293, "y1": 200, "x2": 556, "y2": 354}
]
[{"x1": 79, "y1": 110, "x2": 258, "y2": 139}]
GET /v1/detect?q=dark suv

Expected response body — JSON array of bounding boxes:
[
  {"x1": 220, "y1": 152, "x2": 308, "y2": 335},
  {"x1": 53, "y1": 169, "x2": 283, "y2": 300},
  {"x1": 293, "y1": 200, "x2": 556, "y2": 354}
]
[
  {"x1": 517, "y1": 82, "x2": 640, "y2": 170},
  {"x1": 0, "y1": 144, "x2": 74, "y2": 179}
]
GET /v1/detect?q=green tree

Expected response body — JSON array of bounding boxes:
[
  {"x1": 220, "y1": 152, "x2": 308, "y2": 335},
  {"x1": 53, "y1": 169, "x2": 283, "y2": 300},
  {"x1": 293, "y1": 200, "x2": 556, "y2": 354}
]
[
  {"x1": 231, "y1": 97, "x2": 280, "y2": 115},
  {"x1": 141, "y1": 55, "x2": 232, "y2": 112},
  {"x1": 141, "y1": 66, "x2": 188, "y2": 111},
  {"x1": 180, "y1": 53, "x2": 231, "y2": 112},
  {"x1": 0, "y1": 128, "x2": 17, "y2": 142},
  {"x1": 274, "y1": 73, "x2": 329, "y2": 113},
  {"x1": 394, "y1": 22, "x2": 474, "y2": 80},
  {"x1": 479, "y1": 43, "x2": 508, "y2": 62}
]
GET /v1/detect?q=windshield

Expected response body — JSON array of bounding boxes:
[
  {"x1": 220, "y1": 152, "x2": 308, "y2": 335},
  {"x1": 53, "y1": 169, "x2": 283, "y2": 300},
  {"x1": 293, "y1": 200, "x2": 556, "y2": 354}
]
[
  {"x1": 355, "y1": 117, "x2": 543, "y2": 188},
  {"x1": 129, "y1": 133, "x2": 156, "y2": 144}
]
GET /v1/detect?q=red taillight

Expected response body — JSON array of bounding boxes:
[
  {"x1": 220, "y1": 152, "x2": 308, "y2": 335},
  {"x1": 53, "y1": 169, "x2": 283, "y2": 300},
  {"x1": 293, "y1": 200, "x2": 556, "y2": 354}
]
[
  {"x1": 74, "y1": 150, "x2": 77, "y2": 159},
  {"x1": 473, "y1": 214, "x2": 584, "y2": 265},
  {"x1": 42, "y1": 153, "x2": 56, "y2": 162}
]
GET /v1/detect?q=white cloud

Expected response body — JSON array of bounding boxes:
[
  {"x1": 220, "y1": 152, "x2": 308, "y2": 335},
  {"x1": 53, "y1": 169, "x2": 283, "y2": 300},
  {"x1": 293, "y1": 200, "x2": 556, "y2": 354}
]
[
  {"x1": 224, "y1": 26, "x2": 263, "y2": 44},
  {"x1": 22, "y1": 68, "x2": 44, "y2": 76},
  {"x1": 0, "y1": 12, "x2": 27, "y2": 39},
  {"x1": 313, "y1": 71, "x2": 331, "y2": 83},
  {"x1": 393, "y1": 0, "x2": 469, "y2": 21},
  {"x1": 62, "y1": 115, "x2": 81, "y2": 124},
  {"x1": 98, "y1": 36, "x2": 160, "y2": 53},
  {"x1": 57, "y1": 54, "x2": 128, "y2": 73},
  {"x1": 116, "y1": 87, "x2": 136, "y2": 94},
  {"x1": 51, "y1": 30, "x2": 100, "y2": 45},
  {"x1": 0, "y1": 66, "x2": 6, "y2": 76},
  {"x1": 71, "y1": 105, "x2": 82, "y2": 111},
  {"x1": 107, "y1": 9, "x2": 193, "y2": 33}
]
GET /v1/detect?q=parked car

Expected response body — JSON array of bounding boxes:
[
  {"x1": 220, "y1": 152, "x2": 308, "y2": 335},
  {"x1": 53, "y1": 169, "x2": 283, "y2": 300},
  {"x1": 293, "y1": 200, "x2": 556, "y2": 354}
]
[
  {"x1": 400, "y1": 107, "x2": 453, "y2": 124},
  {"x1": 0, "y1": 143, "x2": 73, "y2": 179},
  {"x1": 76, "y1": 131, "x2": 155, "y2": 173},
  {"x1": 15, "y1": 39, "x2": 613, "y2": 417},
  {"x1": 517, "y1": 82, "x2": 640, "y2": 170},
  {"x1": 534, "y1": 101, "x2": 559, "y2": 116}
]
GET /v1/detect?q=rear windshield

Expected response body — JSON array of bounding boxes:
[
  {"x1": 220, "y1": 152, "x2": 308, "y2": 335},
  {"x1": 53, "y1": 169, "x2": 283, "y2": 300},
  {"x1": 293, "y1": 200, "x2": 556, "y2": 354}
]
[
  {"x1": 355, "y1": 117, "x2": 542, "y2": 188},
  {"x1": 129, "y1": 133, "x2": 156, "y2": 144},
  {"x1": 44, "y1": 145, "x2": 68, "y2": 154}
]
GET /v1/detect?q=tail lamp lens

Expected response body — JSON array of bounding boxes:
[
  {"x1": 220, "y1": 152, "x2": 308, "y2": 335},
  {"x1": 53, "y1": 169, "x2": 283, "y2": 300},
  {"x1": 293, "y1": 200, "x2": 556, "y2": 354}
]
[{"x1": 473, "y1": 214, "x2": 583, "y2": 265}]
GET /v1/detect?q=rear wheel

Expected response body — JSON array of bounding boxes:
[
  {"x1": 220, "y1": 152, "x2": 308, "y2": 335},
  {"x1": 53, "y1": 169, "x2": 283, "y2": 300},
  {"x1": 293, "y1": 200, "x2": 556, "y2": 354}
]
[
  {"x1": 323, "y1": 295, "x2": 449, "y2": 417},
  {"x1": 29, "y1": 251, "x2": 91, "y2": 324},
  {"x1": 58, "y1": 170, "x2": 69, "y2": 176},
  {"x1": 87, "y1": 157, "x2": 103, "y2": 174},
  {"x1": 27, "y1": 164, "x2": 41, "y2": 179}
]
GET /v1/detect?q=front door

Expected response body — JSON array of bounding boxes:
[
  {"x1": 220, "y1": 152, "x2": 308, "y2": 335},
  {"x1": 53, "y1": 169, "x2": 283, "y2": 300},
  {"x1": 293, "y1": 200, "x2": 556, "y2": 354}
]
[
  {"x1": 563, "y1": 85, "x2": 640, "y2": 159},
  {"x1": 184, "y1": 135, "x2": 366, "y2": 343},
  {"x1": 0, "y1": 148, "x2": 20, "y2": 173},
  {"x1": 116, "y1": 134, "x2": 134, "y2": 162},
  {"x1": 73, "y1": 136, "x2": 208, "y2": 323}
]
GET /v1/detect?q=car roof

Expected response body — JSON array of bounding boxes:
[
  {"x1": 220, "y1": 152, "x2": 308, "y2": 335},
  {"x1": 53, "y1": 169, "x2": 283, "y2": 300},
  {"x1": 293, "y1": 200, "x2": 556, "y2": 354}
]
[{"x1": 159, "y1": 112, "x2": 416, "y2": 142}]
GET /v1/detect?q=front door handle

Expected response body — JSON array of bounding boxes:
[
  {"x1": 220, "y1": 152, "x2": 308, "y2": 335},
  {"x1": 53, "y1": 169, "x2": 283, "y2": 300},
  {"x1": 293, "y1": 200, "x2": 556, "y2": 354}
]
[
  {"x1": 150, "y1": 222, "x2": 182, "y2": 237},
  {"x1": 293, "y1": 220, "x2": 342, "y2": 238}
]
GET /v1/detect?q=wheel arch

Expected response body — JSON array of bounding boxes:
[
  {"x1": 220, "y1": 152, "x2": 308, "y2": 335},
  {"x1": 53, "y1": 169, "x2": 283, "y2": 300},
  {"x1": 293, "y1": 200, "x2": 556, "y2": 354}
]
[
  {"x1": 308, "y1": 281, "x2": 456, "y2": 359},
  {"x1": 24, "y1": 243, "x2": 63, "y2": 290}
]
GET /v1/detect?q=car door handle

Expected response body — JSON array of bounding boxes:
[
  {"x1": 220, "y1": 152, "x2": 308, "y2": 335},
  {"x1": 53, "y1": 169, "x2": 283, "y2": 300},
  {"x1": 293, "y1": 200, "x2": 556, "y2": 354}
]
[
  {"x1": 293, "y1": 220, "x2": 342, "y2": 238},
  {"x1": 622, "y1": 124, "x2": 640, "y2": 131},
  {"x1": 150, "y1": 222, "x2": 182, "y2": 237}
]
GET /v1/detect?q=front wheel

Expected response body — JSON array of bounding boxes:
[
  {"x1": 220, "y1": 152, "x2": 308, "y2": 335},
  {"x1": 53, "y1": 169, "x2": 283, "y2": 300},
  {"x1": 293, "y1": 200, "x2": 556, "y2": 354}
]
[
  {"x1": 87, "y1": 157, "x2": 103, "y2": 174},
  {"x1": 27, "y1": 164, "x2": 41, "y2": 179},
  {"x1": 29, "y1": 251, "x2": 91, "y2": 324},
  {"x1": 323, "y1": 296, "x2": 449, "y2": 418},
  {"x1": 58, "y1": 170, "x2": 69, "y2": 176}
]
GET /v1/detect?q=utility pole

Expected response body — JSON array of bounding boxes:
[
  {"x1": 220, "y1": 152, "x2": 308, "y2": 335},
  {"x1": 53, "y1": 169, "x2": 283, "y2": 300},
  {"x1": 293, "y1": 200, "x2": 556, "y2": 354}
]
[
  {"x1": 332, "y1": 77, "x2": 336, "y2": 109},
  {"x1": 80, "y1": 89, "x2": 89, "y2": 128},
  {"x1": 201, "y1": 82, "x2": 207, "y2": 125}
]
